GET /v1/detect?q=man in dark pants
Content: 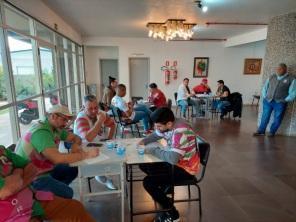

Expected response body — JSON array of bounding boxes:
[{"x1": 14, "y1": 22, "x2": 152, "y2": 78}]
[
  {"x1": 138, "y1": 107, "x2": 200, "y2": 222},
  {"x1": 254, "y1": 63, "x2": 296, "y2": 137}
]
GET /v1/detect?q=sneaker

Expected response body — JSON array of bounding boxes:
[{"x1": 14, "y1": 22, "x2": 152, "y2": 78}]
[
  {"x1": 253, "y1": 132, "x2": 265, "y2": 136},
  {"x1": 163, "y1": 210, "x2": 180, "y2": 222},
  {"x1": 95, "y1": 176, "x2": 117, "y2": 190}
]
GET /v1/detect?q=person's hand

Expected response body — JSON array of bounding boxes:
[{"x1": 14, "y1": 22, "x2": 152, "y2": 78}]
[
  {"x1": 23, "y1": 163, "x2": 38, "y2": 182},
  {"x1": 137, "y1": 140, "x2": 145, "y2": 146},
  {"x1": 97, "y1": 111, "x2": 107, "y2": 123},
  {"x1": 83, "y1": 148, "x2": 99, "y2": 159},
  {"x1": 71, "y1": 143, "x2": 82, "y2": 153},
  {"x1": 128, "y1": 101, "x2": 134, "y2": 108},
  {"x1": 74, "y1": 136, "x2": 82, "y2": 145}
]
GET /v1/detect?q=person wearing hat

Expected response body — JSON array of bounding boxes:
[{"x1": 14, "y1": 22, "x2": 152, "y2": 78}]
[
  {"x1": 102, "y1": 76, "x2": 118, "y2": 106},
  {"x1": 193, "y1": 78, "x2": 212, "y2": 94},
  {"x1": 15, "y1": 104, "x2": 99, "y2": 199}
]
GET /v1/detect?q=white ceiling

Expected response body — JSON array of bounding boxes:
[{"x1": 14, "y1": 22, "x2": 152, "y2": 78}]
[{"x1": 43, "y1": 0, "x2": 296, "y2": 39}]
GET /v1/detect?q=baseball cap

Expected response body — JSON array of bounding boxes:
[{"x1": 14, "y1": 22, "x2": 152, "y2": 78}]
[
  {"x1": 48, "y1": 104, "x2": 73, "y2": 117},
  {"x1": 202, "y1": 78, "x2": 208, "y2": 83}
]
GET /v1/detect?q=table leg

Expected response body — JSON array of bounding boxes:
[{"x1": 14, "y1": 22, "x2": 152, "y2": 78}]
[
  {"x1": 129, "y1": 164, "x2": 134, "y2": 222},
  {"x1": 121, "y1": 163, "x2": 125, "y2": 222},
  {"x1": 78, "y1": 166, "x2": 84, "y2": 202}
]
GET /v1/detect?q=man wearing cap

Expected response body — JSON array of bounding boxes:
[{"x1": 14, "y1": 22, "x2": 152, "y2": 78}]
[
  {"x1": 102, "y1": 76, "x2": 118, "y2": 106},
  {"x1": 15, "y1": 104, "x2": 99, "y2": 199},
  {"x1": 193, "y1": 78, "x2": 212, "y2": 94},
  {"x1": 254, "y1": 63, "x2": 296, "y2": 137}
]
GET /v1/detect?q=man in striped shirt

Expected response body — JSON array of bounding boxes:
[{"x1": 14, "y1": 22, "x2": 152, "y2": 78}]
[{"x1": 74, "y1": 95, "x2": 117, "y2": 190}]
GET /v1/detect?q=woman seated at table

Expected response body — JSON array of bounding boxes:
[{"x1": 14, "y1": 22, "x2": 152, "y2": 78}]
[
  {"x1": 111, "y1": 84, "x2": 153, "y2": 135},
  {"x1": 193, "y1": 78, "x2": 212, "y2": 94},
  {"x1": 177, "y1": 78, "x2": 199, "y2": 118},
  {"x1": 0, "y1": 145, "x2": 95, "y2": 222},
  {"x1": 148, "y1": 83, "x2": 167, "y2": 112}
]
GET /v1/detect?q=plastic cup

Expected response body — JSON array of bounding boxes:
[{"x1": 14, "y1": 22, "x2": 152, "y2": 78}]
[
  {"x1": 116, "y1": 145, "x2": 126, "y2": 156},
  {"x1": 106, "y1": 140, "x2": 115, "y2": 150},
  {"x1": 137, "y1": 145, "x2": 145, "y2": 156}
]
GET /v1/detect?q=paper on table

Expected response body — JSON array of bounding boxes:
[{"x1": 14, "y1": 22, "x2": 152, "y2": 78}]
[{"x1": 82, "y1": 152, "x2": 109, "y2": 164}]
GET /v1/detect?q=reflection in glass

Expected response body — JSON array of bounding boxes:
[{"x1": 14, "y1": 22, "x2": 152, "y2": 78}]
[
  {"x1": 0, "y1": 107, "x2": 15, "y2": 146},
  {"x1": 36, "y1": 22, "x2": 54, "y2": 44},
  {"x1": 4, "y1": 7, "x2": 31, "y2": 35},
  {"x1": 40, "y1": 47, "x2": 57, "y2": 91},
  {"x1": 8, "y1": 31, "x2": 40, "y2": 100}
]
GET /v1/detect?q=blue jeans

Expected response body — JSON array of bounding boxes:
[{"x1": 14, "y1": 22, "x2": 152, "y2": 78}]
[
  {"x1": 178, "y1": 99, "x2": 199, "y2": 116},
  {"x1": 31, "y1": 164, "x2": 78, "y2": 199},
  {"x1": 133, "y1": 104, "x2": 152, "y2": 131},
  {"x1": 258, "y1": 99, "x2": 287, "y2": 134},
  {"x1": 217, "y1": 100, "x2": 231, "y2": 114}
]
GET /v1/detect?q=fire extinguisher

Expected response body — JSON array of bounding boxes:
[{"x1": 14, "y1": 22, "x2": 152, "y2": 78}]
[
  {"x1": 173, "y1": 69, "x2": 178, "y2": 80},
  {"x1": 173, "y1": 61, "x2": 178, "y2": 80},
  {"x1": 165, "y1": 69, "x2": 170, "y2": 84}
]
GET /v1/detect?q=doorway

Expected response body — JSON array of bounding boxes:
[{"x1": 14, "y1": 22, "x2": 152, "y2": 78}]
[
  {"x1": 129, "y1": 58, "x2": 150, "y2": 99},
  {"x1": 100, "y1": 59, "x2": 118, "y2": 96}
]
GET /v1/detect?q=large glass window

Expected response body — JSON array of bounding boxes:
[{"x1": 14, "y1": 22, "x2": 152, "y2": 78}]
[
  {"x1": 4, "y1": 7, "x2": 32, "y2": 35},
  {"x1": 40, "y1": 46, "x2": 57, "y2": 92},
  {"x1": 0, "y1": 1, "x2": 85, "y2": 145},
  {"x1": 36, "y1": 22, "x2": 54, "y2": 44},
  {"x1": 8, "y1": 31, "x2": 40, "y2": 100},
  {"x1": 0, "y1": 107, "x2": 16, "y2": 146}
]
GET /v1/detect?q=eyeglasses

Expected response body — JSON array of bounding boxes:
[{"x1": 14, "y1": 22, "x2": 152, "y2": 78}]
[{"x1": 55, "y1": 113, "x2": 71, "y2": 123}]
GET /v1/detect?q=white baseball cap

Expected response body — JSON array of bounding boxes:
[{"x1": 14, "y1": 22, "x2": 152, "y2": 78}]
[{"x1": 48, "y1": 105, "x2": 73, "y2": 117}]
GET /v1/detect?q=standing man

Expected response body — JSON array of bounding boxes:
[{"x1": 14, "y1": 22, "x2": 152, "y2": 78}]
[
  {"x1": 74, "y1": 94, "x2": 117, "y2": 190},
  {"x1": 15, "y1": 104, "x2": 99, "y2": 199},
  {"x1": 254, "y1": 63, "x2": 296, "y2": 137}
]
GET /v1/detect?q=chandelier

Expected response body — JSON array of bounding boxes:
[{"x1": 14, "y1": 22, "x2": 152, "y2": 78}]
[{"x1": 147, "y1": 19, "x2": 196, "y2": 41}]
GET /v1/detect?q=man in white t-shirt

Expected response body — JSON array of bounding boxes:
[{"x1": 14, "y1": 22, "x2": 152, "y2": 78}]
[{"x1": 111, "y1": 84, "x2": 152, "y2": 135}]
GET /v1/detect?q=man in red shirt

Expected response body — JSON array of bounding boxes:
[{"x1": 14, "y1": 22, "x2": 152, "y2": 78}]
[
  {"x1": 193, "y1": 78, "x2": 212, "y2": 94},
  {"x1": 148, "y1": 83, "x2": 167, "y2": 111}
]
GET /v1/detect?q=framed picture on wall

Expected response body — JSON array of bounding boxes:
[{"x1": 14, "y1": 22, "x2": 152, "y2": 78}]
[
  {"x1": 193, "y1": 57, "x2": 209, "y2": 78},
  {"x1": 244, "y1": 58, "x2": 262, "y2": 75}
]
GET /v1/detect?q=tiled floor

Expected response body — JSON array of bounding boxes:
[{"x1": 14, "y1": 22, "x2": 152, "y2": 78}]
[{"x1": 73, "y1": 106, "x2": 296, "y2": 222}]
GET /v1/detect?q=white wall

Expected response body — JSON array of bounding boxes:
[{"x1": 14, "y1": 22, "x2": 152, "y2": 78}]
[
  {"x1": 7, "y1": 0, "x2": 82, "y2": 44},
  {"x1": 84, "y1": 37, "x2": 266, "y2": 104},
  {"x1": 84, "y1": 46, "x2": 119, "y2": 98}
]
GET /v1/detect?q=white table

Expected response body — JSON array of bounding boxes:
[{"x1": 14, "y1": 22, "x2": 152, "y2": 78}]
[
  {"x1": 71, "y1": 138, "x2": 163, "y2": 222},
  {"x1": 191, "y1": 94, "x2": 217, "y2": 119}
]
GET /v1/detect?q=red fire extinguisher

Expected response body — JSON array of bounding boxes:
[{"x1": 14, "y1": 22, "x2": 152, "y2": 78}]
[
  {"x1": 172, "y1": 61, "x2": 178, "y2": 80},
  {"x1": 165, "y1": 69, "x2": 170, "y2": 84}
]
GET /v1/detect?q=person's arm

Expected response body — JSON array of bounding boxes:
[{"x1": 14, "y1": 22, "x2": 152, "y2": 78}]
[
  {"x1": 0, "y1": 174, "x2": 23, "y2": 200},
  {"x1": 107, "y1": 89, "x2": 114, "y2": 105},
  {"x1": 76, "y1": 114, "x2": 106, "y2": 142},
  {"x1": 262, "y1": 78, "x2": 270, "y2": 99},
  {"x1": 139, "y1": 131, "x2": 163, "y2": 145},
  {"x1": 42, "y1": 147, "x2": 98, "y2": 164},
  {"x1": 221, "y1": 90, "x2": 229, "y2": 98},
  {"x1": 66, "y1": 132, "x2": 82, "y2": 145},
  {"x1": 145, "y1": 147, "x2": 182, "y2": 165},
  {"x1": 285, "y1": 79, "x2": 296, "y2": 102}
]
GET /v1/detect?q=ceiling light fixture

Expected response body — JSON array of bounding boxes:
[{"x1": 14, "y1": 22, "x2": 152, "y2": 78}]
[
  {"x1": 146, "y1": 19, "x2": 196, "y2": 41},
  {"x1": 195, "y1": 1, "x2": 208, "y2": 13}
]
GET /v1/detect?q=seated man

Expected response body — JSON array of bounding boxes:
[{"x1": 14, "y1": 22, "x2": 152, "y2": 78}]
[
  {"x1": 74, "y1": 94, "x2": 117, "y2": 190},
  {"x1": 148, "y1": 83, "x2": 167, "y2": 111},
  {"x1": 193, "y1": 78, "x2": 211, "y2": 94},
  {"x1": 111, "y1": 84, "x2": 152, "y2": 135},
  {"x1": 0, "y1": 145, "x2": 95, "y2": 222},
  {"x1": 215, "y1": 80, "x2": 231, "y2": 119},
  {"x1": 15, "y1": 104, "x2": 99, "y2": 199},
  {"x1": 177, "y1": 78, "x2": 199, "y2": 118},
  {"x1": 138, "y1": 107, "x2": 200, "y2": 222}
]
